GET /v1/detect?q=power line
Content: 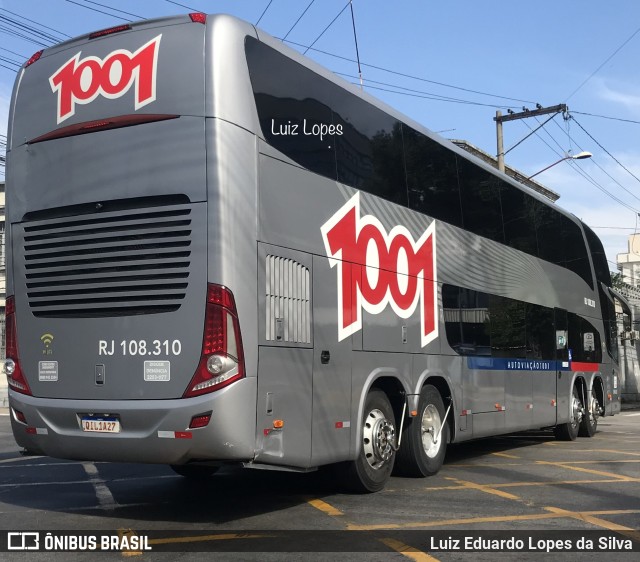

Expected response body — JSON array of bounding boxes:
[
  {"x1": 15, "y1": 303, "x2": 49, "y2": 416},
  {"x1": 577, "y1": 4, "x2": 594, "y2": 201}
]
[
  {"x1": 79, "y1": 0, "x2": 142, "y2": 20},
  {"x1": 572, "y1": 111, "x2": 640, "y2": 125},
  {"x1": 0, "y1": 25, "x2": 50, "y2": 48},
  {"x1": 284, "y1": 39, "x2": 535, "y2": 105},
  {"x1": 0, "y1": 46, "x2": 28, "y2": 59},
  {"x1": 63, "y1": 0, "x2": 135, "y2": 22},
  {"x1": 303, "y1": 1, "x2": 351, "y2": 55},
  {"x1": 504, "y1": 112, "x2": 560, "y2": 156},
  {"x1": 550, "y1": 118, "x2": 640, "y2": 205},
  {"x1": 0, "y1": 7, "x2": 71, "y2": 39},
  {"x1": 520, "y1": 118, "x2": 640, "y2": 214},
  {"x1": 0, "y1": 15, "x2": 58, "y2": 45},
  {"x1": 349, "y1": 81, "x2": 516, "y2": 109},
  {"x1": 571, "y1": 116, "x2": 640, "y2": 188},
  {"x1": 256, "y1": 0, "x2": 275, "y2": 26},
  {"x1": 566, "y1": 23, "x2": 640, "y2": 101},
  {"x1": 163, "y1": 0, "x2": 199, "y2": 11},
  {"x1": 282, "y1": 0, "x2": 316, "y2": 42}
]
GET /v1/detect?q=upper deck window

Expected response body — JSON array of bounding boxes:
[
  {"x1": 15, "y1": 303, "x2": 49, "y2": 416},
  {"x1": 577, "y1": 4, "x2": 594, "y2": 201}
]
[{"x1": 245, "y1": 37, "x2": 594, "y2": 289}]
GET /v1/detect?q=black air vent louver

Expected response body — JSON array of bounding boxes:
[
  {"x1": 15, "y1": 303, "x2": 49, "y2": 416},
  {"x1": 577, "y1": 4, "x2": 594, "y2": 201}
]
[{"x1": 22, "y1": 199, "x2": 192, "y2": 317}]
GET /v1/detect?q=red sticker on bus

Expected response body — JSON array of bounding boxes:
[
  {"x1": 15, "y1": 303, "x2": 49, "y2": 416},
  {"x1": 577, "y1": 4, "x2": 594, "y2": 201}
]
[
  {"x1": 49, "y1": 35, "x2": 162, "y2": 124},
  {"x1": 321, "y1": 192, "x2": 438, "y2": 347}
]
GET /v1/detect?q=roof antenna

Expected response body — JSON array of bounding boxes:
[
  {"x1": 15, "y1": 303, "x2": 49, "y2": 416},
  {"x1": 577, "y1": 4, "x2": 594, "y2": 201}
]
[{"x1": 349, "y1": 0, "x2": 364, "y2": 90}]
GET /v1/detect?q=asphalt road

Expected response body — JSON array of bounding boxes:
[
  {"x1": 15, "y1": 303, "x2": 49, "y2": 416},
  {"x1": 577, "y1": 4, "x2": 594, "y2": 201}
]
[{"x1": 0, "y1": 408, "x2": 638, "y2": 561}]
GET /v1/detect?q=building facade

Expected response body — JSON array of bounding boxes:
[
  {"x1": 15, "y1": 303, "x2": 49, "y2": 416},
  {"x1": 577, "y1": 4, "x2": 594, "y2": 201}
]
[{"x1": 617, "y1": 233, "x2": 640, "y2": 287}]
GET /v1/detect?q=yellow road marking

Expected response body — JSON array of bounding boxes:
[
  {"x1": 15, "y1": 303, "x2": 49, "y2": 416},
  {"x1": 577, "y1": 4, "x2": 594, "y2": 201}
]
[
  {"x1": 118, "y1": 529, "x2": 142, "y2": 557},
  {"x1": 379, "y1": 537, "x2": 440, "y2": 561},
  {"x1": 535, "y1": 460, "x2": 636, "y2": 481},
  {"x1": 345, "y1": 509, "x2": 640, "y2": 531},
  {"x1": 422, "y1": 477, "x2": 635, "y2": 492},
  {"x1": 490, "y1": 478, "x2": 634, "y2": 488},
  {"x1": 543, "y1": 506, "x2": 634, "y2": 532},
  {"x1": 572, "y1": 449, "x2": 640, "y2": 457},
  {"x1": 449, "y1": 459, "x2": 640, "y2": 468},
  {"x1": 491, "y1": 452, "x2": 520, "y2": 459},
  {"x1": 444, "y1": 477, "x2": 521, "y2": 501},
  {"x1": 148, "y1": 533, "x2": 268, "y2": 546},
  {"x1": 306, "y1": 498, "x2": 344, "y2": 516}
]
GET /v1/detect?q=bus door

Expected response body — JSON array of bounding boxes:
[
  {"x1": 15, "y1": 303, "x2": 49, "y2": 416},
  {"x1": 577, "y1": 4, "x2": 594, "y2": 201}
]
[
  {"x1": 553, "y1": 308, "x2": 570, "y2": 422},
  {"x1": 311, "y1": 255, "x2": 352, "y2": 465},
  {"x1": 255, "y1": 244, "x2": 313, "y2": 468}
]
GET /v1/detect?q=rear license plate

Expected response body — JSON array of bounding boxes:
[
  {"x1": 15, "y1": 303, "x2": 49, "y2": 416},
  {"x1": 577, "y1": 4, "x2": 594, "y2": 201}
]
[{"x1": 81, "y1": 417, "x2": 120, "y2": 433}]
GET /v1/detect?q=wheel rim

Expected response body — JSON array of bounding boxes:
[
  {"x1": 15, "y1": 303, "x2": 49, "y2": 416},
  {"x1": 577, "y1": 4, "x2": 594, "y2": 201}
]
[
  {"x1": 363, "y1": 408, "x2": 395, "y2": 470},
  {"x1": 589, "y1": 396, "x2": 600, "y2": 426},
  {"x1": 421, "y1": 404, "x2": 442, "y2": 458},
  {"x1": 570, "y1": 390, "x2": 583, "y2": 428}
]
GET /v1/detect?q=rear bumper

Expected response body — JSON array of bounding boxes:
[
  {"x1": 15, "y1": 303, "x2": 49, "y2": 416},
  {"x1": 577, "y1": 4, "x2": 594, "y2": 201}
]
[{"x1": 8, "y1": 377, "x2": 257, "y2": 465}]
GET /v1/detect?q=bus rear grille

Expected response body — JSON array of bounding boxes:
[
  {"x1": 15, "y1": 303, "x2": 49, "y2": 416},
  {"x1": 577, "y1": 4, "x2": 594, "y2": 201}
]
[{"x1": 22, "y1": 202, "x2": 192, "y2": 317}]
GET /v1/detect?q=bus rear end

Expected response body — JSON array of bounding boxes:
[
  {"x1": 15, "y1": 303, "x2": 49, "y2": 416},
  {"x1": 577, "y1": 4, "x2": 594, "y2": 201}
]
[{"x1": 4, "y1": 14, "x2": 257, "y2": 465}]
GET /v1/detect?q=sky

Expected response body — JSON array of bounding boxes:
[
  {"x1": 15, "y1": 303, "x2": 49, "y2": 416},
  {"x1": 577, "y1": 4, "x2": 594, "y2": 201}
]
[{"x1": 1, "y1": 0, "x2": 640, "y2": 274}]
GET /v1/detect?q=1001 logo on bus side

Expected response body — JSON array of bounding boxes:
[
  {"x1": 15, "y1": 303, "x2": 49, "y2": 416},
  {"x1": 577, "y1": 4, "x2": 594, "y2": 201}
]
[{"x1": 321, "y1": 193, "x2": 438, "y2": 347}]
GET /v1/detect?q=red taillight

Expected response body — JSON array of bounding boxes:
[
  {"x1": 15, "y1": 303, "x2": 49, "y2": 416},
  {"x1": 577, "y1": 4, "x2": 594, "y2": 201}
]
[
  {"x1": 183, "y1": 285, "x2": 245, "y2": 398},
  {"x1": 26, "y1": 50, "x2": 43, "y2": 67},
  {"x1": 13, "y1": 409, "x2": 27, "y2": 424},
  {"x1": 189, "y1": 413, "x2": 212, "y2": 429},
  {"x1": 28, "y1": 114, "x2": 179, "y2": 144},
  {"x1": 89, "y1": 24, "x2": 132, "y2": 40},
  {"x1": 5, "y1": 297, "x2": 32, "y2": 396},
  {"x1": 189, "y1": 13, "x2": 207, "y2": 24}
]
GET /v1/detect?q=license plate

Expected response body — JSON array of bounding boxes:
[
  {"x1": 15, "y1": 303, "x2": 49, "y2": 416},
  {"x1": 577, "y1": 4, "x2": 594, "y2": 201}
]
[{"x1": 81, "y1": 417, "x2": 120, "y2": 433}]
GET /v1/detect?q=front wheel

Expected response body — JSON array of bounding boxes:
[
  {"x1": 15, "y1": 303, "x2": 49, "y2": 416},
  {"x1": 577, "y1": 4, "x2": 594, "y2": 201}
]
[
  {"x1": 342, "y1": 389, "x2": 396, "y2": 493},
  {"x1": 554, "y1": 385, "x2": 582, "y2": 441},
  {"x1": 394, "y1": 385, "x2": 448, "y2": 477}
]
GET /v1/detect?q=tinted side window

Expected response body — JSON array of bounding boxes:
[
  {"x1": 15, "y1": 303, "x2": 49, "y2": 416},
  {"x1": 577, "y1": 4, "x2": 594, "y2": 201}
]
[
  {"x1": 246, "y1": 37, "x2": 337, "y2": 180},
  {"x1": 457, "y1": 157, "x2": 504, "y2": 244},
  {"x1": 500, "y1": 184, "x2": 537, "y2": 255},
  {"x1": 332, "y1": 91, "x2": 407, "y2": 206},
  {"x1": 536, "y1": 203, "x2": 593, "y2": 288},
  {"x1": 584, "y1": 223, "x2": 611, "y2": 285},
  {"x1": 561, "y1": 217, "x2": 593, "y2": 289},
  {"x1": 405, "y1": 126, "x2": 463, "y2": 227},
  {"x1": 568, "y1": 313, "x2": 603, "y2": 363},
  {"x1": 490, "y1": 295, "x2": 526, "y2": 358},
  {"x1": 525, "y1": 303, "x2": 555, "y2": 360},
  {"x1": 443, "y1": 285, "x2": 491, "y2": 355}
]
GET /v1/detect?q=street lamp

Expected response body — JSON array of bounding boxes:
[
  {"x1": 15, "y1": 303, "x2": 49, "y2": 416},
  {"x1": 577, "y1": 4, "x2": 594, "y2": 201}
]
[{"x1": 527, "y1": 151, "x2": 592, "y2": 180}]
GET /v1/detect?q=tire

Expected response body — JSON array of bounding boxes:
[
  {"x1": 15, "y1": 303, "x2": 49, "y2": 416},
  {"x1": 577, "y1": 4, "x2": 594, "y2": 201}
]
[
  {"x1": 342, "y1": 389, "x2": 396, "y2": 493},
  {"x1": 170, "y1": 464, "x2": 219, "y2": 480},
  {"x1": 554, "y1": 386, "x2": 582, "y2": 441},
  {"x1": 394, "y1": 385, "x2": 448, "y2": 477},
  {"x1": 578, "y1": 389, "x2": 598, "y2": 437}
]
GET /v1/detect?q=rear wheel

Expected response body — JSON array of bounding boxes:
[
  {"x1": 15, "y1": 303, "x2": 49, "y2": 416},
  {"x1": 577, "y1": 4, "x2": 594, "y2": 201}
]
[
  {"x1": 554, "y1": 385, "x2": 582, "y2": 441},
  {"x1": 394, "y1": 385, "x2": 448, "y2": 477},
  {"x1": 342, "y1": 389, "x2": 396, "y2": 493},
  {"x1": 578, "y1": 390, "x2": 599, "y2": 437},
  {"x1": 170, "y1": 464, "x2": 219, "y2": 480}
]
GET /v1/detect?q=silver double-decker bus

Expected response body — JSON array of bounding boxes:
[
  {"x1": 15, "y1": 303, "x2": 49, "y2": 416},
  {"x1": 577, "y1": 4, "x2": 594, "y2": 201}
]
[{"x1": 4, "y1": 13, "x2": 627, "y2": 492}]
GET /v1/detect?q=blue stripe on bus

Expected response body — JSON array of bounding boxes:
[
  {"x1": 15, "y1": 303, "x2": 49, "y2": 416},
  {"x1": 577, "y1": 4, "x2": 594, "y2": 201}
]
[{"x1": 466, "y1": 357, "x2": 572, "y2": 371}]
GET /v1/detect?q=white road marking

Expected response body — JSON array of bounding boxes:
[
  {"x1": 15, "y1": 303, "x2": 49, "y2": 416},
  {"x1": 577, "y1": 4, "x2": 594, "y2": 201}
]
[{"x1": 82, "y1": 462, "x2": 118, "y2": 510}]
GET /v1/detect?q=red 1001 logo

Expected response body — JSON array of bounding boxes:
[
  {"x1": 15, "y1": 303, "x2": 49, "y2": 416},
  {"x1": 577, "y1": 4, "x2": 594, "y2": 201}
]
[
  {"x1": 49, "y1": 35, "x2": 161, "y2": 124},
  {"x1": 321, "y1": 193, "x2": 438, "y2": 347}
]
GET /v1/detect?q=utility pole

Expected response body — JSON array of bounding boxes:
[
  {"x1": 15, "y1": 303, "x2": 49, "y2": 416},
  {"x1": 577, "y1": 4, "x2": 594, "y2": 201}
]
[{"x1": 494, "y1": 104, "x2": 567, "y2": 173}]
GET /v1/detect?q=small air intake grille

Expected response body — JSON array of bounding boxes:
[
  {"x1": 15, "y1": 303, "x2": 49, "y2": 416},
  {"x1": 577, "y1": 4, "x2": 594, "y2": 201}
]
[
  {"x1": 265, "y1": 255, "x2": 311, "y2": 344},
  {"x1": 22, "y1": 201, "x2": 192, "y2": 317}
]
